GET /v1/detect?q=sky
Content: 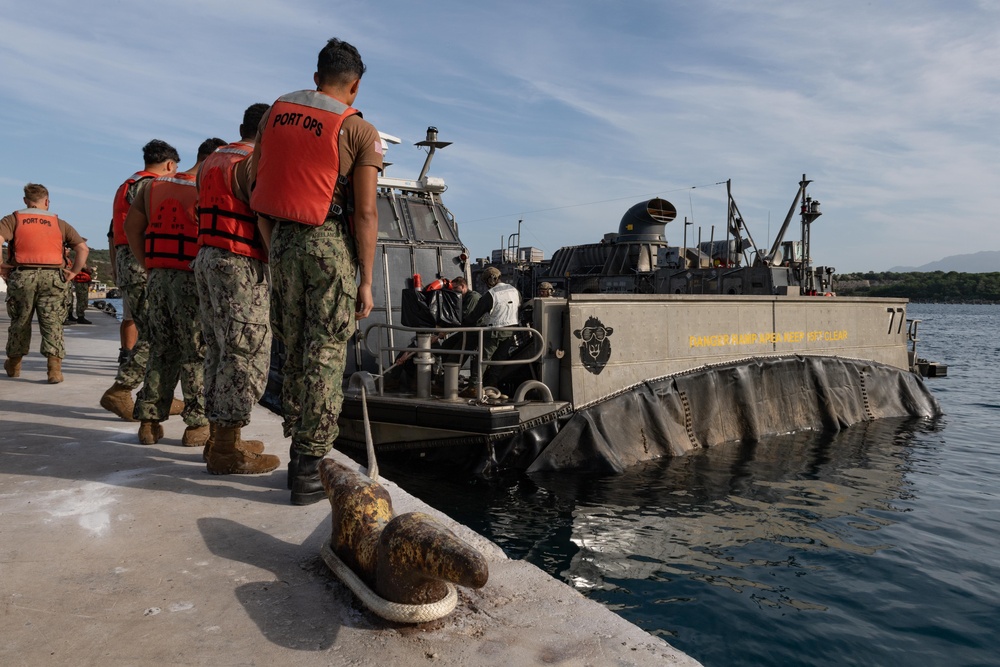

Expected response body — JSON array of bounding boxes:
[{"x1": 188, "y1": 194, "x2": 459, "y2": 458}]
[{"x1": 2, "y1": 0, "x2": 999, "y2": 273}]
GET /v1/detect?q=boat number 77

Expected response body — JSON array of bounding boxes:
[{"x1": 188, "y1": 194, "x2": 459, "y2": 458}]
[{"x1": 886, "y1": 307, "x2": 905, "y2": 335}]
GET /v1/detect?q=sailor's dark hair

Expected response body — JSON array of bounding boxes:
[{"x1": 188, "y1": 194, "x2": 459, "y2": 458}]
[
  {"x1": 197, "y1": 138, "x2": 227, "y2": 162},
  {"x1": 317, "y1": 38, "x2": 366, "y2": 87},
  {"x1": 240, "y1": 103, "x2": 270, "y2": 139},
  {"x1": 142, "y1": 139, "x2": 180, "y2": 167}
]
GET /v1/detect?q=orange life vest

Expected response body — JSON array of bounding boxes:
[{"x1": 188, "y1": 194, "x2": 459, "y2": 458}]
[
  {"x1": 74, "y1": 269, "x2": 92, "y2": 283},
  {"x1": 144, "y1": 173, "x2": 199, "y2": 271},
  {"x1": 112, "y1": 170, "x2": 158, "y2": 247},
  {"x1": 197, "y1": 142, "x2": 267, "y2": 262},
  {"x1": 11, "y1": 209, "x2": 64, "y2": 266},
  {"x1": 250, "y1": 90, "x2": 358, "y2": 226}
]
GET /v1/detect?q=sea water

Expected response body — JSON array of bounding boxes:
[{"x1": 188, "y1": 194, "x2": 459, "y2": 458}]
[
  {"x1": 379, "y1": 304, "x2": 1000, "y2": 667},
  {"x1": 94, "y1": 297, "x2": 123, "y2": 321}
]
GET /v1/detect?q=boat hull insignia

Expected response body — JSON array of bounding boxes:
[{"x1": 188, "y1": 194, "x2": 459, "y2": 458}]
[{"x1": 574, "y1": 316, "x2": 614, "y2": 375}]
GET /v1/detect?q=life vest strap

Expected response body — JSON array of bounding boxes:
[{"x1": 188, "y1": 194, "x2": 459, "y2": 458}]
[
  {"x1": 146, "y1": 231, "x2": 199, "y2": 260},
  {"x1": 197, "y1": 205, "x2": 263, "y2": 247}
]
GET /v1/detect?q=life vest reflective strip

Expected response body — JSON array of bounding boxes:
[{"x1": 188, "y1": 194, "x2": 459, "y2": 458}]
[
  {"x1": 250, "y1": 90, "x2": 358, "y2": 226},
  {"x1": 196, "y1": 142, "x2": 267, "y2": 262},
  {"x1": 144, "y1": 174, "x2": 199, "y2": 271},
  {"x1": 74, "y1": 270, "x2": 92, "y2": 283},
  {"x1": 11, "y1": 209, "x2": 64, "y2": 265},
  {"x1": 486, "y1": 283, "x2": 520, "y2": 327},
  {"x1": 112, "y1": 170, "x2": 158, "y2": 247}
]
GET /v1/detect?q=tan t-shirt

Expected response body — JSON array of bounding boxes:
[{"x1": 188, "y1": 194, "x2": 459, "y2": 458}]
[
  {"x1": 0, "y1": 211, "x2": 86, "y2": 267},
  {"x1": 231, "y1": 142, "x2": 256, "y2": 204}
]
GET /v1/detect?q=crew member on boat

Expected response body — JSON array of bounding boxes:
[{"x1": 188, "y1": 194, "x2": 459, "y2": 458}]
[{"x1": 459, "y1": 265, "x2": 520, "y2": 397}]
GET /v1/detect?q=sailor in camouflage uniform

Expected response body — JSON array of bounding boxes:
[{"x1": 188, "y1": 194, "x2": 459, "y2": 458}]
[
  {"x1": 123, "y1": 139, "x2": 225, "y2": 445},
  {"x1": 61, "y1": 247, "x2": 74, "y2": 324},
  {"x1": 192, "y1": 103, "x2": 279, "y2": 475},
  {"x1": 251, "y1": 38, "x2": 382, "y2": 505},
  {"x1": 1, "y1": 183, "x2": 89, "y2": 383},
  {"x1": 72, "y1": 264, "x2": 94, "y2": 324},
  {"x1": 101, "y1": 140, "x2": 181, "y2": 421}
]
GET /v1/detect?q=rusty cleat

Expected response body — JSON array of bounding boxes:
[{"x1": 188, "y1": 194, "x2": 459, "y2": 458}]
[{"x1": 319, "y1": 458, "x2": 488, "y2": 622}]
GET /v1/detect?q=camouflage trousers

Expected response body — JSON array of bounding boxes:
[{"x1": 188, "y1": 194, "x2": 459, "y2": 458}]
[
  {"x1": 270, "y1": 218, "x2": 357, "y2": 457},
  {"x1": 4, "y1": 267, "x2": 66, "y2": 359},
  {"x1": 192, "y1": 246, "x2": 271, "y2": 428},
  {"x1": 132, "y1": 268, "x2": 207, "y2": 426},
  {"x1": 74, "y1": 282, "x2": 90, "y2": 318},
  {"x1": 63, "y1": 280, "x2": 73, "y2": 317},
  {"x1": 114, "y1": 245, "x2": 150, "y2": 388},
  {"x1": 469, "y1": 328, "x2": 514, "y2": 386}
]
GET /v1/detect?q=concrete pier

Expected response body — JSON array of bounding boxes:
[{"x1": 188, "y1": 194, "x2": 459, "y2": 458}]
[{"x1": 0, "y1": 295, "x2": 700, "y2": 666}]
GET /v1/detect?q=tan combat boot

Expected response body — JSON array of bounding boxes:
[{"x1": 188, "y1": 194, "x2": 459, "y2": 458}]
[
  {"x1": 100, "y1": 382, "x2": 136, "y2": 421},
  {"x1": 169, "y1": 398, "x2": 184, "y2": 416},
  {"x1": 201, "y1": 424, "x2": 264, "y2": 462},
  {"x1": 182, "y1": 424, "x2": 210, "y2": 447},
  {"x1": 206, "y1": 426, "x2": 279, "y2": 475},
  {"x1": 4, "y1": 356, "x2": 22, "y2": 378},
  {"x1": 138, "y1": 420, "x2": 164, "y2": 445},
  {"x1": 202, "y1": 423, "x2": 216, "y2": 462},
  {"x1": 202, "y1": 423, "x2": 264, "y2": 461},
  {"x1": 46, "y1": 356, "x2": 63, "y2": 384}
]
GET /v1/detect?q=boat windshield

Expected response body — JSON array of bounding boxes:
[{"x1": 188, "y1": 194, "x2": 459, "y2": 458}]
[{"x1": 407, "y1": 200, "x2": 457, "y2": 243}]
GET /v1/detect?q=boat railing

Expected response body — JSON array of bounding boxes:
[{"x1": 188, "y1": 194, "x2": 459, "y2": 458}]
[
  {"x1": 362, "y1": 322, "x2": 546, "y2": 401},
  {"x1": 906, "y1": 318, "x2": 921, "y2": 372}
]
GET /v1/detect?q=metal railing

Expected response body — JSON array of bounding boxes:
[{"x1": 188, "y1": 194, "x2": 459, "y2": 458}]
[
  {"x1": 362, "y1": 323, "x2": 546, "y2": 401},
  {"x1": 906, "y1": 318, "x2": 921, "y2": 373}
]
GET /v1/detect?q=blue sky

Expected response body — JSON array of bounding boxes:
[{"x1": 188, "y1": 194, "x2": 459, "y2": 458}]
[{"x1": 2, "y1": 0, "x2": 998, "y2": 272}]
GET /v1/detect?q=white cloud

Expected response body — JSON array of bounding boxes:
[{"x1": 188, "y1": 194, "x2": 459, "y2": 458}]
[{"x1": 1, "y1": 0, "x2": 998, "y2": 270}]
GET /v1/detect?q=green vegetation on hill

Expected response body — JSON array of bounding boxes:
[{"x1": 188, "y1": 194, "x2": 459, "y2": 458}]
[
  {"x1": 835, "y1": 271, "x2": 1000, "y2": 303},
  {"x1": 84, "y1": 248, "x2": 115, "y2": 287}
]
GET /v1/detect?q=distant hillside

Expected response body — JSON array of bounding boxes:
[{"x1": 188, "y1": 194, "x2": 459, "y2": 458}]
[
  {"x1": 84, "y1": 249, "x2": 115, "y2": 287},
  {"x1": 889, "y1": 250, "x2": 1000, "y2": 273},
  {"x1": 835, "y1": 271, "x2": 1000, "y2": 302}
]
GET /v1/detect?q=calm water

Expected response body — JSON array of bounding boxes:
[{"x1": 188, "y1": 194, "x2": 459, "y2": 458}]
[
  {"x1": 94, "y1": 297, "x2": 123, "y2": 321},
  {"x1": 377, "y1": 304, "x2": 1000, "y2": 667}
]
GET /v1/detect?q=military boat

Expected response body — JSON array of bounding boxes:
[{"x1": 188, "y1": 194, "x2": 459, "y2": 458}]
[{"x1": 262, "y1": 128, "x2": 942, "y2": 475}]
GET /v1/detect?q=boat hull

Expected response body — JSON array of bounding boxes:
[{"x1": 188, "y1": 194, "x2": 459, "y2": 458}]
[{"x1": 331, "y1": 295, "x2": 940, "y2": 474}]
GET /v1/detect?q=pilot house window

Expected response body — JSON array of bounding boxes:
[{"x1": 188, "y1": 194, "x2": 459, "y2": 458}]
[{"x1": 407, "y1": 201, "x2": 456, "y2": 242}]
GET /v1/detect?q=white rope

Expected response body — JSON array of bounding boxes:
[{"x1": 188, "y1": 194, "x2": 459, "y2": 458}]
[
  {"x1": 360, "y1": 384, "x2": 378, "y2": 482},
  {"x1": 321, "y1": 541, "x2": 457, "y2": 623}
]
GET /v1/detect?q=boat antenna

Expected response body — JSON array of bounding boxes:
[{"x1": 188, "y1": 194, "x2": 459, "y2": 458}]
[{"x1": 415, "y1": 127, "x2": 451, "y2": 182}]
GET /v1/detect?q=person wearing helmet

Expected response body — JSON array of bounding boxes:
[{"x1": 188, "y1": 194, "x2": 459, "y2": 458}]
[{"x1": 538, "y1": 281, "x2": 554, "y2": 297}]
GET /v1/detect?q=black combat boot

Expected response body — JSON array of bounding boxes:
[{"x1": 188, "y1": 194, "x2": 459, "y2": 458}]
[
  {"x1": 290, "y1": 454, "x2": 326, "y2": 506},
  {"x1": 287, "y1": 445, "x2": 299, "y2": 490}
]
